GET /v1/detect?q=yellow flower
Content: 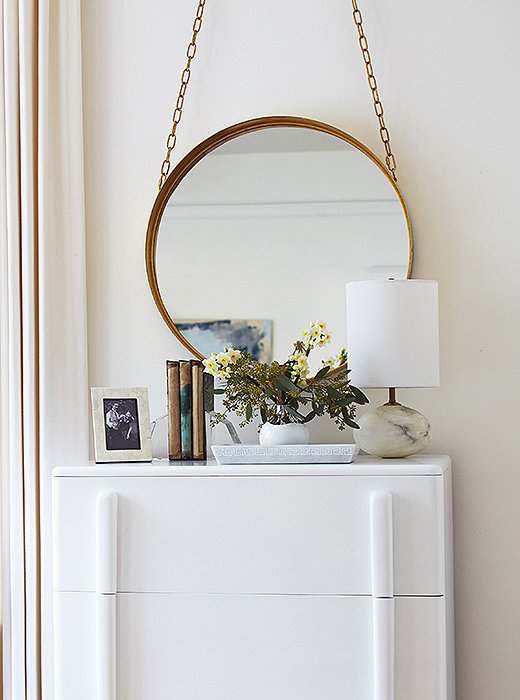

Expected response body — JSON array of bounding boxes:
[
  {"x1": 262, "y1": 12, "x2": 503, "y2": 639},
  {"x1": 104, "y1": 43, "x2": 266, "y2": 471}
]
[
  {"x1": 296, "y1": 354, "x2": 308, "y2": 368},
  {"x1": 226, "y1": 348, "x2": 241, "y2": 363},
  {"x1": 202, "y1": 358, "x2": 218, "y2": 376},
  {"x1": 216, "y1": 352, "x2": 229, "y2": 367},
  {"x1": 318, "y1": 332, "x2": 331, "y2": 347}
]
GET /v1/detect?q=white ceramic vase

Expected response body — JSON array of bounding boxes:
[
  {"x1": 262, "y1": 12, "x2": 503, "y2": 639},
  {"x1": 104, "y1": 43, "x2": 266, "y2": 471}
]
[{"x1": 259, "y1": 422, "x2": 310, "y2": 446}]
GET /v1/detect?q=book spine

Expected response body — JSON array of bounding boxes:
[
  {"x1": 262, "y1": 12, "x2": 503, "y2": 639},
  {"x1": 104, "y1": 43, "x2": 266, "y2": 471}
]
[
  {"x1": 203, "y1": 371, "x2": 215, "y2": 414},
  {"x1": 191, "y1": 360, "x2": 206, "y2": 460},
  {"x1": 179, "y1": 360, "x2": 192, "y2": 460},
  {"x1": 166, "y1": 361, "x2": 181, "y2": 460}
]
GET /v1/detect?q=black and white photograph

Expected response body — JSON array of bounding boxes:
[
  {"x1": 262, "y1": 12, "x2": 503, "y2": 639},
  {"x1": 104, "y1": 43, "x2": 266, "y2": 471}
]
[
  {"x1": 103, "y1": 398, "x2": 141, "y2": 451},
  {"x1": 91, "y1": 387, "x2": 152, "y2": 462}
]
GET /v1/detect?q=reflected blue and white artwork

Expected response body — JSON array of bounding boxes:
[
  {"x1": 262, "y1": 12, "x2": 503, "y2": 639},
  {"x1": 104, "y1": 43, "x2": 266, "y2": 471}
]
[{"x1": 175, "y1": 319, "x2": 272, "y2": 363}]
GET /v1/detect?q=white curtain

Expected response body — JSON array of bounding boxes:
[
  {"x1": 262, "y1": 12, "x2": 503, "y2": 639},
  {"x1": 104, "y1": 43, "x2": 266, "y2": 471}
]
[{"x1": 0, "y1": 1, "x2": 89, "y2": 697}]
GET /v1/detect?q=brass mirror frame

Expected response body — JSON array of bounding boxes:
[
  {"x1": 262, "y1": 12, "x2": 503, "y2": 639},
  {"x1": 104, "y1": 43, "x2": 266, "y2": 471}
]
[{"x1": 145, "y1": 115, "x2": 413, "y2": 359}]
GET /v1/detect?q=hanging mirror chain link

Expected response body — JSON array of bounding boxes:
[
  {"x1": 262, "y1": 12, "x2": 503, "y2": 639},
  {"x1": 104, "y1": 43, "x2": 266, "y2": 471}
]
[
  {"x1": 158, "y1": 0, "x2": 207, "y2": 191},
  {"x1": 351, "y1": 0, "x2": 397, "y2": 181},
  {"x1": 158, "y1": 0, "x2": 397, "y2": 189}
]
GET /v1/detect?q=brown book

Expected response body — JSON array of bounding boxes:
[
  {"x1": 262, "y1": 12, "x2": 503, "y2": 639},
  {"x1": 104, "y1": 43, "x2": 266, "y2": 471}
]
[
  {"x1": 191, "y1": 360, "x2": 206, "y2": 460},
  {"x1": 166, "y1": 361, "x2": 181, "y2": 460}
]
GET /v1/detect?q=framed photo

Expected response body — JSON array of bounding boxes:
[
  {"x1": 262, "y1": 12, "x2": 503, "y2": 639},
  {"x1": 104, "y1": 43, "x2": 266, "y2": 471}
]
[{"x1": 91, "y1": 387, "x2": 152, "y2": 463}]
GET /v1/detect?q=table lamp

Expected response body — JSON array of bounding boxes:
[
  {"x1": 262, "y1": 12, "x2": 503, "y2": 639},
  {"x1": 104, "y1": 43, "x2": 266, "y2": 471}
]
[{"x1": 345, "y1": 279, "x2": 439, "y2": 458}]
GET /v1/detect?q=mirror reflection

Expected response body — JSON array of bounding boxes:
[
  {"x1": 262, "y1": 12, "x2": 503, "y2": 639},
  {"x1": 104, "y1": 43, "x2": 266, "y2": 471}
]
[{"x1": 150, "y1": 119, "x2": 412, "y2": 368}]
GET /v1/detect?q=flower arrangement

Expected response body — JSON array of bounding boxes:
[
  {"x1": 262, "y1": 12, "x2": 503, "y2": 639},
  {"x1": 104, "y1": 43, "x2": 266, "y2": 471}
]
[{"x1": 203, "y1": 321, "x2": 369, "y2": 430}]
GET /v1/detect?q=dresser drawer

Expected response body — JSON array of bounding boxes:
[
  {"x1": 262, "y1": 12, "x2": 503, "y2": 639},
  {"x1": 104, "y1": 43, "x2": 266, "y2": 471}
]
[
  {"x1": 54, "y1": 591, "x2": 448, "y2": 700},
  {"x1": 53, "y1": 473, "x2": 446, "y2": 595}
]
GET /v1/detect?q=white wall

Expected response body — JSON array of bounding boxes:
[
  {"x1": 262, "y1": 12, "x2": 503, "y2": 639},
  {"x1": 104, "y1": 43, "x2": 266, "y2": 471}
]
[{"x1": 82, "y1": 1, "x2": 520, "y2": 697}]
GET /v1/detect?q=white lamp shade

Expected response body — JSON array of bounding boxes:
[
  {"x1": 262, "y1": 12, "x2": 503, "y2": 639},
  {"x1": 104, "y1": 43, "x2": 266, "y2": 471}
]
[{"x1": 346, "y1": 279, "x2": 439, "y2": 388}]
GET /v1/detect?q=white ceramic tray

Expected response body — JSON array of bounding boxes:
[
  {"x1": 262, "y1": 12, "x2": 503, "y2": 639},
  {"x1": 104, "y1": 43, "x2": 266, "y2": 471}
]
[{"x1": 211, "y1": 444, "x2": 360, "y2": 465}]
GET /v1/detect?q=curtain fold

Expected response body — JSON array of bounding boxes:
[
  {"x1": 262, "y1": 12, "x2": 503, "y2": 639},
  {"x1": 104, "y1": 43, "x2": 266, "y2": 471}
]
[
  {"x1": 1, "y1": 1, "x2": 89, "y2": 697},
  {"x1": 1, "y1": 0, "x2": 27, "y2": 695}
]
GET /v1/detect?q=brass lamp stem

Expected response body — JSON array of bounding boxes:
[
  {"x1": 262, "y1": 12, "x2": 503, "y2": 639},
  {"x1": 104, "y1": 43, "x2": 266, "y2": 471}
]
[{"x1": 386, "y1": 387, "x2": 400, "y2": 405}]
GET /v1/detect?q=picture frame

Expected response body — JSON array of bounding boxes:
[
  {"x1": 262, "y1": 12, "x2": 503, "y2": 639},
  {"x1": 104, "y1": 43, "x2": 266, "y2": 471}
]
[{"x1": 91, "y1": 387, "x2": 152, "y2": 463}]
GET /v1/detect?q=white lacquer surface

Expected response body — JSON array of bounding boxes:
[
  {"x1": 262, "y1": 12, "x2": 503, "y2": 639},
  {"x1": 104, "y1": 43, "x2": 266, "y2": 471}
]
[
  {"x1": 370, "y1": 490, "x2": 395, "y2": 700},
  {"x1": 373, "y1": 597, "x2": 395, "y2": 700},
  {"x1": 53, "y1": 474, "x2": 444, "y2": 596},
  {"x1": 96, "y1": 491, "x2": 118, "y2": 594},
  {"x1": 54, "y1": 592, "x2": 445, "y2": 700},
  {"x1": 52, "y1": 456, "x2": 454, "y2": 699},
  {"x1": 370, "y1": 490, "x2": 394, "y2": 598},
  {"x1": 53, "y1": 453, "x2": 450, "y2": 477},
  {"x1": 95, "y1": 492, "x2": 118, "y2": 700}
]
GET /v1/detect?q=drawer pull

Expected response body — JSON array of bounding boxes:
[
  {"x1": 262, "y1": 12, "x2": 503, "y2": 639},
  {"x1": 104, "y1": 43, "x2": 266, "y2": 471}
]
[
  {"x1": 96, "y1": 594, "x2": 117, "y2": 700},
  {"x1": 96, "y1": 491, "x2": 118, "y2": 700},
  {"x1": 370, "y1": 490, "x2": 394, "y2": 598},
  {"x1": 372, "y1": 597, "x2": 395, "y2": 700},
  {"x1": 370, "y1": 490, "x2": 394, "y2": 700},
  {"x1": 96, "y1": 491, "x2": 118, "y2": 594}
]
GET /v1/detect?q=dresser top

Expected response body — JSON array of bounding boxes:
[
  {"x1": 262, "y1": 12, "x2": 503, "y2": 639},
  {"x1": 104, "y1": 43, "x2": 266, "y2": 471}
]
[{"x1": 53, "y1": 454, "x2": 450, "y2": 478}]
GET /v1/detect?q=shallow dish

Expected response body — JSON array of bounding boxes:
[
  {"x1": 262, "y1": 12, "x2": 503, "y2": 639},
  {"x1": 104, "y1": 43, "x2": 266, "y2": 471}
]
[{"x1": 211, "y1": 444, "x2": 360, "y2": 465}]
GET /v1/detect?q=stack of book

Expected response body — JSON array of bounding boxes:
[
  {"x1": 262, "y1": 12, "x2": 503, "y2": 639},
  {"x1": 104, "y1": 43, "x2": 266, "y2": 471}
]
[{"x1": 166, "y1": 360, "x2": 210, "y2": 460}]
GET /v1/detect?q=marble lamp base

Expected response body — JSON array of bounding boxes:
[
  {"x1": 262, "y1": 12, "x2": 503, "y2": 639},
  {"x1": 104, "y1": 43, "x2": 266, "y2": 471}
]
[{"x1": 354, "y1": 403, "x2": 431, "y2": 459}]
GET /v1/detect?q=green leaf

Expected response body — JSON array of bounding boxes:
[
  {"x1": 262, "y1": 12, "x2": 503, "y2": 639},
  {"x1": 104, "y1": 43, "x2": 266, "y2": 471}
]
[
  {"x1": 264, "y1": 385, "x2": 276, "y2": 397},
  {"x1": 213, "y1": 388, "x2": 226, "y2": 395},
  {"x1": 344, "y1": 417, "x2": 360, "y2": 430},
  {"x1": 260, "y1": 407, "x2": 267, "y2": 424},
  {"x1": 350, "y1": 386, "x2": 369, "y2": 404},
  {"x1": 341, "y1": 407, "x2": 359, "y2": 430},
  {"x1": 314, "y1": 366, "x2": 330, "y2": 380},
  {"x1": 302, "y1": 410, "x2": 316, "y2": 423},
  {"x1": 337, "y1": 396, "x2": 357, "y2": 407},
  {"x1": 285, "y1": 405, "x2": 306, "y2": 422},
  {"x1": 244, "y1": 374, "x2": 261, "y2": 388},
  {"x1": 245, "y1": 403, "x2": 253, "y2": 421},
  {"x1": 326, "y1": 386, "x2": 344, "y2": 399},
  {"x1": 272, "y1": 374, "x2": 300, "y2": 393}
]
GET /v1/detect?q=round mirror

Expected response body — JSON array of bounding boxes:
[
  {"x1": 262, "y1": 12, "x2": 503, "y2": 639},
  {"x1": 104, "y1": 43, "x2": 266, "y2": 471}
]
[{"x1": 146, "y1": 116, "x2": 412, "y2": 368}]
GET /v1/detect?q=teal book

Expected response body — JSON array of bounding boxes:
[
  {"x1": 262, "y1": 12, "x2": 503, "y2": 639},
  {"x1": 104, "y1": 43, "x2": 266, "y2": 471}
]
[{"x1": 179, "y1": 360, "x2": 192, "y2": 459}]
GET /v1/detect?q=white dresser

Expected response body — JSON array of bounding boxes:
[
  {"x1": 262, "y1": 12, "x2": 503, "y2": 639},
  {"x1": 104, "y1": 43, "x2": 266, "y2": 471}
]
[{"x1": 52, "y1": 454, "x2": 455, "y2": 699}]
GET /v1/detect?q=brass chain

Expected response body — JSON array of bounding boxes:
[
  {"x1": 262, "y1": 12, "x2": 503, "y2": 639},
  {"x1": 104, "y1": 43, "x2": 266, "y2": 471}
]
[
  {"x1": 158, "y1": 0, "x2": 207, "y2": 190},
  {"x1": 158, "y1": 0, "x2": 397, "y2": 187},
  {"x1": 351, "y1": 0, "x2": 397, "y2": 181}
]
